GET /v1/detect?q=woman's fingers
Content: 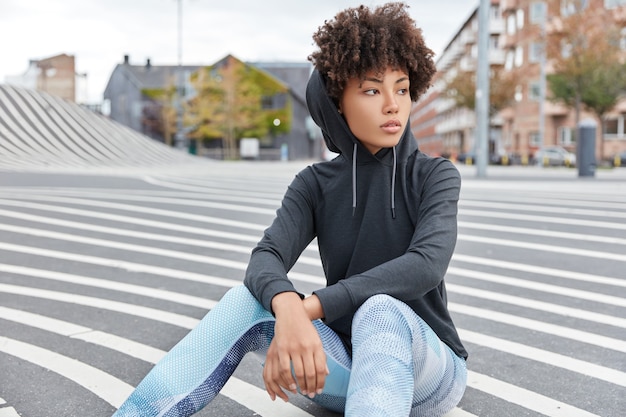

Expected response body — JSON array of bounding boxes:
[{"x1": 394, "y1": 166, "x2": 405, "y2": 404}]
[{"x1": 313, "y1": 349, "x2": 329, "y2": 395}]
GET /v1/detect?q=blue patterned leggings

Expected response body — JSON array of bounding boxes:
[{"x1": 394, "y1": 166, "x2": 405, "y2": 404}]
[{"x1": 113, "y1": 286, "x2": 466, "y2": 417}]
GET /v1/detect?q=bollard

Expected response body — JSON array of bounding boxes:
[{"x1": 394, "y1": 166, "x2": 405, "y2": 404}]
[
  {"x1": 577, "y1": 119, "x2": 596, "y2": 177},
  {"x1": 280, "y1": 143, "x2": 288, "y2": 162}
]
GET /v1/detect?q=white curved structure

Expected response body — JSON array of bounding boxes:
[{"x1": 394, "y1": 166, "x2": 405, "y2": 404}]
[{"x1": 0, "y1": 84, "x2": 197, "y2": 171}]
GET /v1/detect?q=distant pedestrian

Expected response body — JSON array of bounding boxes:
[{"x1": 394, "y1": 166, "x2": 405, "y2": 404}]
[{"x1": 112, "y1": 2, "x2": 467, "y2": 416}]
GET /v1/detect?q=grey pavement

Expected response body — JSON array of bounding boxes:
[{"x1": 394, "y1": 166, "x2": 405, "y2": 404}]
[{"x1": 0, "y1": 161, "x2": 625, "y2": 417}]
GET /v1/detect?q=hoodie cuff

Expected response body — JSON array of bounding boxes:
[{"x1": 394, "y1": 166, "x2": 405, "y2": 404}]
[
  {"x1": 260, "y1": 281, "x2": 301, "y2": 315},
  {"x1": 313, "y1": 282, "x2": 353, "y2": 323}
]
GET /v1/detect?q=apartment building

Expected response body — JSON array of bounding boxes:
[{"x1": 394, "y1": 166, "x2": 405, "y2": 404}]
[
  {"x1": 412, "y1": 0, "x2": 626, "y2": 163},
  {"x1": 5, "y1": 54, "x2": 77, "y2": 102}
]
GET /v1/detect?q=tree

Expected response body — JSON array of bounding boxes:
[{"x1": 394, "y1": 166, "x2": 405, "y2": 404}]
[
  {"x1": 187, "y1": 56, "x2": 291, "y2": 159},
  {"x1": 445, "y1": 67, "x2": 519, "y2": 118},
  {"x1": 546, "y1": 0, "x2": 626, "y2": 159},
  {"x1": 141, "y1": 87, "x2": 177, "y2": 145}
]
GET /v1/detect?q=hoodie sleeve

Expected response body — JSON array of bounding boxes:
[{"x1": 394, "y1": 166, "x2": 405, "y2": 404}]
[
  {"x1": 244, "y1": 169, "x2": 316, "y2": 313},
  {"x1": 313, "y1": 158, "x2": 461, "y2": 324}
]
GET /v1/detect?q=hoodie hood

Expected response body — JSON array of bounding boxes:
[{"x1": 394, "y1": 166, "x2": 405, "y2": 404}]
[
  {"x1": 306, "y1": 69, "x2": 418, "y2": 162},
  {"x1": 305, "y1": 69, "x2": 419, "y2": 217}
]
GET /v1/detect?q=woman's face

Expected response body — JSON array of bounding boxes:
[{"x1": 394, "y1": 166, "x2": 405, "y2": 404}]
[{"x1": 339, "y1": 68, "x2": 411, "y2": 154}]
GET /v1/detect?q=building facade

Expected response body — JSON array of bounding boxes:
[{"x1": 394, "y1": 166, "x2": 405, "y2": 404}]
[
  {"x1": 103, "y1": 55, "x2": 317, "y2": 160},
  {"x1": 5, "y1": 54, "x2": 77, "y2": 102},
  {"x1": 412, "y1": 0, "x2": 626, "y2": 164}
]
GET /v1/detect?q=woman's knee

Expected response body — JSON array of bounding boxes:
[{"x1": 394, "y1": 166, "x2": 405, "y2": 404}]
[
  {"x1": 209, "y1": 285, "x2": 271, "y2": 323},
  {"x1": 354, "y1": 294, "x2": 411, "y2": 325}
]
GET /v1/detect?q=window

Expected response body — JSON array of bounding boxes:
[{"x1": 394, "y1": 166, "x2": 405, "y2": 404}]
[
  {"x1": 604, "y1": 118, "x2": 619, "y2": 135},
  {"x1": 515, "y1": 45, "x2": 524, "y2": 67},
  {"x1": 516, "y1": 9, "x2": 525, "y2": 30},
  {"x1": 490, "y1": 35, "x2": 500, "y2": 50},
  {"x1": 605, "y1": 0, "x2": 626, "y2": 9},
  {"x1": 529, "y1": 81, "x2": 542, "y2": 100},
  {"x1": 507, "y1": 14, "x2": 517, "y2": 35},
  {"x1": 261, "y1": 93, "x2": 287, "y2": 110},
  {"x1": 530, "y1": 2, "x2": 547, "y2": 24},
  {"x1": 529, "y1": 42, "x2": 543, "y2": 63},
  {"x1": 558, "y1": 127, "x2": 575, "y2": 145},
  {"x1": 515, "y1": 85, "x2": 523, "y2": 102},
  {"x1": 529, "y1": 131, "x2": 542, "y2": 146},
  {"x1": 505, "y1": 50, "x2": 515, "y2": 70},
  {"x1": 561, "y1": 40, "x2": 573, "y2": 58},
  {"x1": 561, "y1": 0, "x2": 588, "y2": 16},
  {"x1": 490, "y1": 4, "x2": 501, "y2": 19}
]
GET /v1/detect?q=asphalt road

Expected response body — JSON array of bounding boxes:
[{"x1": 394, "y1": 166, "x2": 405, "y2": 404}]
[{"x1": 0, "y1": 162, "x2": 624, "y2": 417}]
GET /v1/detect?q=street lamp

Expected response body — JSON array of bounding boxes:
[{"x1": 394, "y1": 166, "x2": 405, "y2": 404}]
[
  {"x1": 537, "y1": 1, "x2": 548, "y2": 148},
  {"x1": 175, "y1": 0, "x2": 187, "y2": 150},
  {"x1": 475, "y1": 0, "x2": 491, "y2": 178}
]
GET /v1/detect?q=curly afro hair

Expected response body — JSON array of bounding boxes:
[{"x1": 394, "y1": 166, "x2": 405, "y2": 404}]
[{"x1": 308, "y1": 2, "x2": 436, "y2": 103}]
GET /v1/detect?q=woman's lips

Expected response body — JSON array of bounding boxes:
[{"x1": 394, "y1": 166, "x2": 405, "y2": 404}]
[{"x1": 381, "y1": 119, "x2": 402, "y2": 134}]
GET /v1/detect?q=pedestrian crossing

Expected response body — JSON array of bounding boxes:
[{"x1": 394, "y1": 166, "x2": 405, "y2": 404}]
[
  {"x1": 1, "y1": 85, "x2": 625, "y2": 416},
  {"x1": 0, "y1": 164, "x2": 624, "y2": 417}
]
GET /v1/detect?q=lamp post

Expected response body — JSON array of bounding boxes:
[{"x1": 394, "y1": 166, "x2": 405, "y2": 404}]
[
  {"x1": 475, "y1": 0, "x2": 490, "y2": 178},
  {"x1": 174, "y1": 0, "x2": 186, "y2": 150},
  {"x1": 538, "y1": 1, "x2": 547, "y2": 148}
]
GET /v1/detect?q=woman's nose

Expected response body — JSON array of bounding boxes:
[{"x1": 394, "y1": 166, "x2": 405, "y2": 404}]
[{"x1": 384, "y1": 99, "x2": 399, "y2": 114}]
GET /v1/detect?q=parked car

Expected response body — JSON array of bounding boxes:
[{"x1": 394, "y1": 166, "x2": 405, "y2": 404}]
[
  {"x1": 533, "y1": 146, "x2": 576, "y2": 167},
  {"x1": 611, "y1": 151, "x2": 626, "y2": 167}
]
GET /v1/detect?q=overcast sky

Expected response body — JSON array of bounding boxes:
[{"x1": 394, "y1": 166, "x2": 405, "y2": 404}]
[{"x1": 0, "y1": 0, "x2": 477, "y2": 103}]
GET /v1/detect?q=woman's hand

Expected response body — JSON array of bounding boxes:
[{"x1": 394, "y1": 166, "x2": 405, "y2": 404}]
[{"x1": 264, "y1": 292, "x2": 328, "y2": 402}]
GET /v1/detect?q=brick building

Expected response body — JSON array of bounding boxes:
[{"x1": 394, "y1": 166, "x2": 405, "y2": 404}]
[
  {"x1": 5, "y1": 54, "x2": 77, "y2": 102},
  {"x1": 412, "y1": 0, "x2": 626, "y2": 164}
]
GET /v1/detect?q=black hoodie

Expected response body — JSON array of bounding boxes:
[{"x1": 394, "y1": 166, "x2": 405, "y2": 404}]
[{"x1": 244, "y1": 70, "x2": 467, "y2": 360}]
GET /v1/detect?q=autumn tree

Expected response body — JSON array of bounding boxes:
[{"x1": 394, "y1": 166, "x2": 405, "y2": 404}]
[
  {"x1": 546, "y1": 0, "x2": 626, "y2": 158},
  {"x1": 187, "y1": 56, "x2": 291, "y2": 160},
  {"x1": 445, "y1": 67, "x2": 519, "y2": 118}
]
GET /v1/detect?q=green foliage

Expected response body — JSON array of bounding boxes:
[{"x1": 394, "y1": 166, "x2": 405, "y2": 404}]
[
  {"x1": 546, "y1": 2, "x2": 626, "y2": 123},
  {"x1": 546, "y1": 73, "x2": 578, "y2": 109},
  {"x1": 187, "y1": 56, "x2": 292, "y2": 159},
  {"x1": 580, "y1": 61, "x2": 626, "y2": 120}
]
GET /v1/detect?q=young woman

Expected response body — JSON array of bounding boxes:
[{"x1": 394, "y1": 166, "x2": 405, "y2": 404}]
[{"x1": 112, "y1": 3, "x2": 467, "y2": 416}]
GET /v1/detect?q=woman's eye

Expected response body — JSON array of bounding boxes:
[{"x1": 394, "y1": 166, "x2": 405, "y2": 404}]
[
  {"x1": 364, "y1": 89, "x2": 378, "y2": 95},
  {"x1": 398, "y1": 88, "x2": 408, "y2": 95}
]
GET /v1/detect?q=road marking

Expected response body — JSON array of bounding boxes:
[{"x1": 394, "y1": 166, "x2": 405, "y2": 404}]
[
  {"x1": 458, "y1": 234, "x2": 626, "y2": 262},
  {"x1": 452, "y1": 254, "x2": 626, "y2": 288},
  {"x1": 0, "y1": 283, "x2": 199, "y2": 329},
  {"x1": 0, "y1": 284, "x2": 626, "y2": 386},
  {"x1": 447, "y1": 283, "x2": 626, "y2": 329},
  {"x1": 450, "y1": 302, "x2": 626, "y2": 353},
  {"x1": 0, "y1": 242, "x2": 243, "y2": 288},
  {"x1": 458, "y1": 221, "x2": 626, "y2": 245},
  {"x1": 466, "y1": 371, "x2": 600, "y2": 417},
  {"x1": 0, "y1": 208, "x2": 256, "y2": 255},
  {"x1": 0, "y1": 336, "x2": 133, "y2": 408},
  {"x1": 459, "y1": 330, "x2": 626, "y2": 387},
  {"x1": 0, "y1": 406, "x2": 20, "y2": 417},
  {"x1": 0, "y1": 306, "x2": 470, "y2": 416},
  {"x1": 460, "y1": 208, "x2": 626, "y2": 230},
  {"x1": 0, "y1": 264, "x2": 216, "y2": 310},
  {"x1": 448, "y1": 267, "x2": 626, "y2": 307},
  {"x1": 0, "y1": 195, "x2": 267, "y2": 232},
  {"x1": 461, "y1": 199, "x2": 626, "y2": 220}
]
